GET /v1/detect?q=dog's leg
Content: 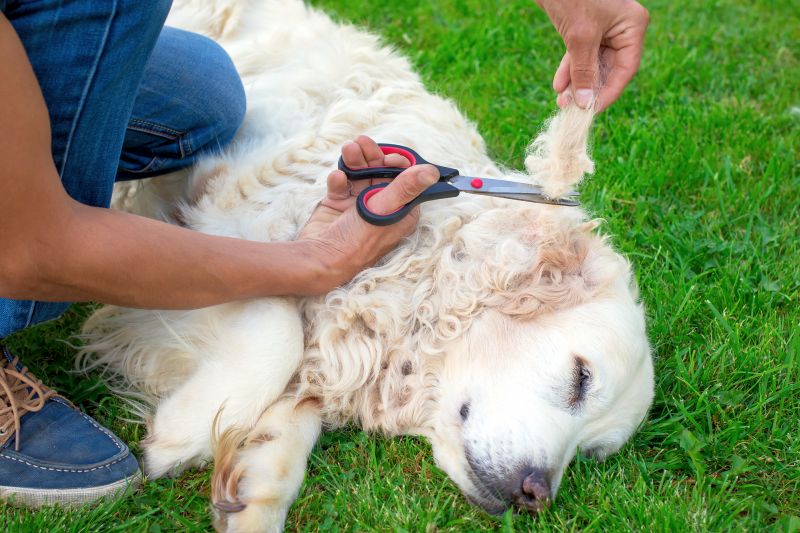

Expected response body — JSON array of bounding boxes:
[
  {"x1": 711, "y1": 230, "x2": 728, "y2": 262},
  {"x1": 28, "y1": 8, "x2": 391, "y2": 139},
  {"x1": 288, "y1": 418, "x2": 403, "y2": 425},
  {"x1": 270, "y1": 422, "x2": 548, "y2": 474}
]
[
  {"x1": 211, "y1": 397, "x2": 322, "y2": 533},
  {"x1": 143, "y1": 298, "x2": 304, "y2": 477}
]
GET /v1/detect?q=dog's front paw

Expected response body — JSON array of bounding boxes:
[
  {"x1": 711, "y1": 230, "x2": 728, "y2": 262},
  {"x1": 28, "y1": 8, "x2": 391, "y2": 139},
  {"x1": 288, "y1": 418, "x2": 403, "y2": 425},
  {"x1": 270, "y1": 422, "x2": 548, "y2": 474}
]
[
  {"x1": 213, "y1": 500, "x2": 288, "y2": 533},
  {"x1": 210, "y1": 423, "x2": 308, "y2": 533},
  {"x1": 210, "y1": 398, "x2": 322, "y2": 532},
  {"x1": 210, "y1": 425, "x2": 286, "y2": 532}
]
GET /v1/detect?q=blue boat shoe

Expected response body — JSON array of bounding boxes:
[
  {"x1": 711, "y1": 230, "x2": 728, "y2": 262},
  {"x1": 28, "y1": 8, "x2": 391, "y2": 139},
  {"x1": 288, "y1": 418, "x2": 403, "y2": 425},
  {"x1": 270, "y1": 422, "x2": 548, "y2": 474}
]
[{"x1": 0, "y1": 345, "x2": 141, "y2": 507}]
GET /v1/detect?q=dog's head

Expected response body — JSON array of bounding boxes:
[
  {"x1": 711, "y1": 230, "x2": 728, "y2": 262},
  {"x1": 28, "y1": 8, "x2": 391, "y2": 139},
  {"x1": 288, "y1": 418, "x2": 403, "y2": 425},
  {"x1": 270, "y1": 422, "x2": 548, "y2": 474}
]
[{"x1": 420, "y1": 210, "x2": 653, "y2": 515}]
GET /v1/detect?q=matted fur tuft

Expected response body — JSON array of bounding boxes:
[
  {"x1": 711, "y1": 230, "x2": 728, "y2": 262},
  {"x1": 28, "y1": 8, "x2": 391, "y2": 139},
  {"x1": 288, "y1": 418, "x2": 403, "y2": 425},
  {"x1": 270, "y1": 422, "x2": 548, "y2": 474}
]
[{"x1": 525, "y1": 104, "x2": 595, "y2": 199}]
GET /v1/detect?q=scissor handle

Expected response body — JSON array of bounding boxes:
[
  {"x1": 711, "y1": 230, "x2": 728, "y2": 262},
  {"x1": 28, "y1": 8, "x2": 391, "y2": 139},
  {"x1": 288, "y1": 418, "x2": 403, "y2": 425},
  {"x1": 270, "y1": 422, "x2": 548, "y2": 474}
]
[
  {"x1": 356, "y1": 181, "x2": 459, "y2": 226},
  {"x1": 337, "y1": 143, "x2": 459, "y2": 180}
]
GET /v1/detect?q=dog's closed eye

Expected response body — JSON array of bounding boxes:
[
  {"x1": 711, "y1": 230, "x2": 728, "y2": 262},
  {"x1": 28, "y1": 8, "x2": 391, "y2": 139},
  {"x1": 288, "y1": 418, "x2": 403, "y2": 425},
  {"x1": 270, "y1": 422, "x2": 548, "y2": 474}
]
[
  {"x1": 459, "y1": 401, "x2": 471, "y2": 422},
  {"x1": 569, "y1": 356, "x2": 592, "y2": 410}
]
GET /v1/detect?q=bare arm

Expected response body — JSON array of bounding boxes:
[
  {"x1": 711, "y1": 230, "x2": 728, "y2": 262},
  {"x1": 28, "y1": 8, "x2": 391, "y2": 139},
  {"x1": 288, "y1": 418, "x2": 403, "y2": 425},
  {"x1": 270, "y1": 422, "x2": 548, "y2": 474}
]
[{"x1": 0, "y1": 15, "x2": 435, "y2": 309}]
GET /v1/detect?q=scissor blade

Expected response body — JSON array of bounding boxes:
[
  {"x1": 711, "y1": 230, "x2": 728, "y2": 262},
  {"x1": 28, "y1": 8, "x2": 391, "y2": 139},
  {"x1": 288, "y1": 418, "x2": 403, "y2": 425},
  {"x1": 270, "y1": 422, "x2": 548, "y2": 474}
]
[
  {"x1": 481, "y1": 192, "x2": 580, "y2": 206},
  {"x1": 449, "y1": 176, "x2": 580, "y2": 206}
]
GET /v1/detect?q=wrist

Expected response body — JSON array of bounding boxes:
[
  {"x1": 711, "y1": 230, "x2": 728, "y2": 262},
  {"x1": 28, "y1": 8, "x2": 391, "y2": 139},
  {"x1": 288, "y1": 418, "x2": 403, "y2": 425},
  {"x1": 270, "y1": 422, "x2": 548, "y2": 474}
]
[{"x1": 284, "y1": 239, "x2": 340, "y2": 296}]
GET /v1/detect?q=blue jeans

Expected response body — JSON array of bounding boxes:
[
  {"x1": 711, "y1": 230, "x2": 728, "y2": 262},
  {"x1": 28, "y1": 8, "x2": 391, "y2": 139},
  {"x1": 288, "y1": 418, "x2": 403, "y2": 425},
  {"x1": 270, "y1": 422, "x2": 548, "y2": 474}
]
[{"x1": 0, "y1": 0, "x2": 246, "y2": 338}]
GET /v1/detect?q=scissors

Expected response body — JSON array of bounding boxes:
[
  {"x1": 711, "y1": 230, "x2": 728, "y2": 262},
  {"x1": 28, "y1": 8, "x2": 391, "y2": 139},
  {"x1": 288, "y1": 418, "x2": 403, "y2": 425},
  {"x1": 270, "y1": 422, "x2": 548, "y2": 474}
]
[{"x1": 338, "y1": 143, "x2": 579, "y2": 226}]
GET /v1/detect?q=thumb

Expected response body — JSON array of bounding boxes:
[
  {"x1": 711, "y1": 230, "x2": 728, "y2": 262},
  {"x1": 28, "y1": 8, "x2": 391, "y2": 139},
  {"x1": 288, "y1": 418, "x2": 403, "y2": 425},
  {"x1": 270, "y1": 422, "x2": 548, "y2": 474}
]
[
  {"x1": 365, "y1": 164, "x2": 439, "y2": 215},
  {"x1": 566, "y1": 33, "x2": 601, "y2": 108}
]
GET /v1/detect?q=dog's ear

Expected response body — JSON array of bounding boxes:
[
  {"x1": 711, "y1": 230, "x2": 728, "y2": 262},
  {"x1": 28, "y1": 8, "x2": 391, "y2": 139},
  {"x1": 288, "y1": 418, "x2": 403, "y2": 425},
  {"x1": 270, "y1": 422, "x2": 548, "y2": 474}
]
[{"x1": 486, "y1": 227, "x2": 618, "y2": 319}]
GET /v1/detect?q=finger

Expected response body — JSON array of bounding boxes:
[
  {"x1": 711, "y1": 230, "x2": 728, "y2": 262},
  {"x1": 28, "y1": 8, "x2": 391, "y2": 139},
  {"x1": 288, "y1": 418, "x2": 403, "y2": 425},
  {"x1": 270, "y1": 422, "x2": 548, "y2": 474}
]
[
  {"x1": 565, "y1": 29, "x2": 601, "y2": 108},
  {"x1": 351, "y1": 178, "x2": 376, "y2": 194},
  {"x1": 326, "y1": 169, "x2": 350, "y2": 200},
  {"x1": 553, "y1": 52, "x2": 571, "y2": 93},
  {"x1": 354, "y1": 135, "x2": 411, "y2": 168},
  {"x1": 354, "y1": 135, "x2": 386, "y2": 167},
  {"x1": 595, "y1": 45, "x2": 642, "y2": 112},
  {"x1": 365, "y1": 164, "x2": 439, "y2": 215},
  {"x1": 383, "y1": 153, "x2": 411, "y2": 168},
  {"x1": 342, "y1": 141, "x2": 368, "y2": 169}
]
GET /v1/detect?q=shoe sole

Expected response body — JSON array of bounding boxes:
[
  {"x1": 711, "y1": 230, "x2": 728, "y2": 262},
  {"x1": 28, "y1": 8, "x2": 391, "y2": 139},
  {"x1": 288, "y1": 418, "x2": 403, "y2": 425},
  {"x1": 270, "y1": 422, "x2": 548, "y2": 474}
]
[{"x1": 0, "y1": 469, "x2": 141, "y2": 508}]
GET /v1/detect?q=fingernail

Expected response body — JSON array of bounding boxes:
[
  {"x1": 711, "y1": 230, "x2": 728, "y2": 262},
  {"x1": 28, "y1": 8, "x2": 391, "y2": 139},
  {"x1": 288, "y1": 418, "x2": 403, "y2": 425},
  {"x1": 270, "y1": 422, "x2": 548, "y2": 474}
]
[{"x1": 575, "y1": 89, "x2": 594, "y2": 109}]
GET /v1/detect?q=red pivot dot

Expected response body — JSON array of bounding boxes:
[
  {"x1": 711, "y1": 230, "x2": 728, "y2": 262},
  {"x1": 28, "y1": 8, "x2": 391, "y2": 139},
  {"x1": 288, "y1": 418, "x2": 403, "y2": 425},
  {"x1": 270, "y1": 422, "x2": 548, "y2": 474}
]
[{"x1": 470, "y1": 178, "x2": 484, "y2": 189}]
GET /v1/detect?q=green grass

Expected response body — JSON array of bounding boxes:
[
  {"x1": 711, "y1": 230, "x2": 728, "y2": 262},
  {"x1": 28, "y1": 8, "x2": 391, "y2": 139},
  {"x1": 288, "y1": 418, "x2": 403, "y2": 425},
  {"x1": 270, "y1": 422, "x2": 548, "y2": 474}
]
[{"x1": 3, "y1": 0, "x2": 799, "y2": 530}]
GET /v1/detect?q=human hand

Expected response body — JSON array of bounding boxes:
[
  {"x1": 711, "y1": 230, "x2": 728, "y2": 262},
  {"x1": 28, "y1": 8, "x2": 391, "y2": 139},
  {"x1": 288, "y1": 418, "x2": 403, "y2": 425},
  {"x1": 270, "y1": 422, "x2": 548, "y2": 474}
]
[
  {"x1": 535, "y1": 0, "x2": 649, "y2": 112},
  {"x1": 298, "y1": 135, "x2": 439, "y2": 292}
]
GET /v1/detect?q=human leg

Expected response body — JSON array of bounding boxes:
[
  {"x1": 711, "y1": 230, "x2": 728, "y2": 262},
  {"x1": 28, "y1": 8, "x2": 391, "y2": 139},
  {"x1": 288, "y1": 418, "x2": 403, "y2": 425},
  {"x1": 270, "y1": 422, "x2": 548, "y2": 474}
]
[
  {"x1": 118, "y1": 26, "x2": 246, "y2": 180},
  {"x1": 0, "y1": 0, "x2": 173, "y2": 337},
  {"x1": 1, "y1": 0, "x2": 172, "y2": 505},
  {"x1": 0, "y1": 14, "x2": 246, "y2": 336}
]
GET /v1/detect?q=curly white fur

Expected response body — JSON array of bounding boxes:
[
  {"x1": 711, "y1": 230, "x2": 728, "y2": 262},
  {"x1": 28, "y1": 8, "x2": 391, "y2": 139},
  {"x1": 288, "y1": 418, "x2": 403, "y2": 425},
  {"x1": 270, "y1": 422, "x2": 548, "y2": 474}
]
[{"x1": 78, "y1": 1, "x2": 653, "y2": 531}]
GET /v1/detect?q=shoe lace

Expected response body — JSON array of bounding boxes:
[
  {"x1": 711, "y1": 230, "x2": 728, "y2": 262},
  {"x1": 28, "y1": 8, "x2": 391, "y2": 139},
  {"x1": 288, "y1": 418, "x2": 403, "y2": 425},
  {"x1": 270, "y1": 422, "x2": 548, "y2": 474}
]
[{"x1": 0, "y1": 350, "x2": 56, "y2": 451}]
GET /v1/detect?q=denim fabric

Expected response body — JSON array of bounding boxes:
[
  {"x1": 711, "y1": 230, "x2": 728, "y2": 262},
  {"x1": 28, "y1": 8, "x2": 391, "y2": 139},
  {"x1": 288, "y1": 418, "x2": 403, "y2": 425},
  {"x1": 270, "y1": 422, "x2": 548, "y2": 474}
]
[
  {"x1": 118, "y1": 27, "x2": 246, "y2": 180},
  {"x1": 0, "y1": 1, "x2": 246, "y2": 338}
]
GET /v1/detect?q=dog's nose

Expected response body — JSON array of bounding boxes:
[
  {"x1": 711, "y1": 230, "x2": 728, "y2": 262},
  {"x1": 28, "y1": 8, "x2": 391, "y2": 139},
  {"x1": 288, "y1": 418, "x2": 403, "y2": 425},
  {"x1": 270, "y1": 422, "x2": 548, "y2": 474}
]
[{"x1": 514, "y1": 469, "x2": 552, "y2": 513}]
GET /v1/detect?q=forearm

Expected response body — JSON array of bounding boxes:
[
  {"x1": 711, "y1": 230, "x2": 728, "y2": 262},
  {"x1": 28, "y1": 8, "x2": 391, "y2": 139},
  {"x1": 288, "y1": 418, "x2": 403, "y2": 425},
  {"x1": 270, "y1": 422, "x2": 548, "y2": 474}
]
[
  {"x1": 1, "y1": 14, "x2": 430, "y2": 309},
  {"x1": 5, "y1": 199, "x2": 327, "y2": 308},
  {"x1": 1, "y1": 13, "x2": 327, "y2": 307}
]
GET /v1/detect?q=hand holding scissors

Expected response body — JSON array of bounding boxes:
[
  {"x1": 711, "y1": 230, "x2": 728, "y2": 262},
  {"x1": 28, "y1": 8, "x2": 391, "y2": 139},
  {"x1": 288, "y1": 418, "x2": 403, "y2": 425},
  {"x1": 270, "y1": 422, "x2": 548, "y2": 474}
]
[
  {"x1": 338, "y1": 143, "x2": 579, "y2": 226},
  {"x1": 297, "y1": 137, "x2": 439, "y2": 290}
]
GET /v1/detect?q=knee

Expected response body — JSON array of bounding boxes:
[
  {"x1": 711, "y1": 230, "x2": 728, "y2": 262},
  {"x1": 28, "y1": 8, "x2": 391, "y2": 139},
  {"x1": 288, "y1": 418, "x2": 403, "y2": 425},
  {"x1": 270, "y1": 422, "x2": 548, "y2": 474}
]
[
  {"x1": 201, "y1": 38, "x2": 246, "y2": 146},
  {"x1": 176, "y1": 30, "x2": 246, "y2": 148}
]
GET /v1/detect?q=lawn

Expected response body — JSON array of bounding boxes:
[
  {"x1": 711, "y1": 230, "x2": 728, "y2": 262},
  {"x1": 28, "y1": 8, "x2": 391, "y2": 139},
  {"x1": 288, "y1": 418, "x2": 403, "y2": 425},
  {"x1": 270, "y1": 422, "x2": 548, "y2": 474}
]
[{"x1": 2, "y1": 0, "x2": 799, "y2": 531}]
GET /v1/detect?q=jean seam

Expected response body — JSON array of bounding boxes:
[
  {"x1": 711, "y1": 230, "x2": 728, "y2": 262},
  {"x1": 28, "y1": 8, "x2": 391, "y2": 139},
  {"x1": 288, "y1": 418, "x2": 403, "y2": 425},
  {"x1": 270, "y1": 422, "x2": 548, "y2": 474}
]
[
  {"x1": 23, "y1": 301, "x2": 35, "y2": 329},
  {"x1": 180, "y1": 134, "x2": 193, "y2": 158},
  {"x1": 57, "y1": 0, "x2": 118, "y2": 177},
  {"x1": 127, "y1": 119, "x2": 188, "y2": 159},
  {"x1": 127, "y1": 118, "x2": 183, "y2": 139},
  {"x1": 122, "y1": 155, "x2": 165, "y2": 175}
]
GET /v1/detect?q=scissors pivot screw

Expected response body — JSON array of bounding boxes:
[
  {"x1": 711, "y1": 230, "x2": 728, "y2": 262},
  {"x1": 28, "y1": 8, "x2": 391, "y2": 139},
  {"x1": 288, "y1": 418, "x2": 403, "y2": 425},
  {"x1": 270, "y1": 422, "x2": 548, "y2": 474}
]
[{"x1": 470, "y1": 178, "x2": 484, "y2": 189}]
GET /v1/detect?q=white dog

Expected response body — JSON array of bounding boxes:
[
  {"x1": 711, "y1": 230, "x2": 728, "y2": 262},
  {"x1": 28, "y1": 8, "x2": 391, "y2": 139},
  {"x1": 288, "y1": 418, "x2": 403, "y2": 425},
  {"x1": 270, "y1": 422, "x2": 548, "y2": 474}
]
[{"x1": 79, "y1": 1, "x2": 654, "y2": 531}]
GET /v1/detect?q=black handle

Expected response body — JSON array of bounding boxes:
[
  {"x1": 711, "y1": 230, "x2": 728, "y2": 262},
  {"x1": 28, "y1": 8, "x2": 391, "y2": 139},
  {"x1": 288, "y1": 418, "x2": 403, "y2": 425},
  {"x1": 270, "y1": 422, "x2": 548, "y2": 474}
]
[
  {"x1": 356, "y1": 181, "x2": 460, "y2": 226},
  {"x1": 338, "y1": 143, "x2": 459, "y2": 180}
]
